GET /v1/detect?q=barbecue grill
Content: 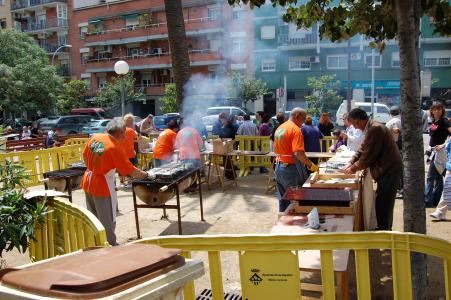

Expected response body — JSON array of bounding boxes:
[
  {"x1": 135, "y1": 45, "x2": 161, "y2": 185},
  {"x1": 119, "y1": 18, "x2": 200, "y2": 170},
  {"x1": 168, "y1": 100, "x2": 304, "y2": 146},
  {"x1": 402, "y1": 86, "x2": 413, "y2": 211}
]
[
  {"x1": 132, "y1": 162, "x2": 205, "y2": 237},
  {"x1": 43, "y1": 164, "x2": 87, "y2": 202}
]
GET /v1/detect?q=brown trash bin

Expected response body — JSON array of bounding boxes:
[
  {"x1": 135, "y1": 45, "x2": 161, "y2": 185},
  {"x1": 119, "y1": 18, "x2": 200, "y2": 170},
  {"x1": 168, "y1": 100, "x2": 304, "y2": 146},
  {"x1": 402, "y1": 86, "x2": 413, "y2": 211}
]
[{"x1": 0, "y1": 244, "x2": 185, "y2": 299}]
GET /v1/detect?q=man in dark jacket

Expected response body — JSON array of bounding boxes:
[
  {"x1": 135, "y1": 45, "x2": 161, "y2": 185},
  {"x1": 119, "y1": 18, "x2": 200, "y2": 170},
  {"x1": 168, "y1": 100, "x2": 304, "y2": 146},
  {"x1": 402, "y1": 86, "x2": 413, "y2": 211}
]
[{"x1": 344, "y1": 108, "x2": 402, "y2": 230}]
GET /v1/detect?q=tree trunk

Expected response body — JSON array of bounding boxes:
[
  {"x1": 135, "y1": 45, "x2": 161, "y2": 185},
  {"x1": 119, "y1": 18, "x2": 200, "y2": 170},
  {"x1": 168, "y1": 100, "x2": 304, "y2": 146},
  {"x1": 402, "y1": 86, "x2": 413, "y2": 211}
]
[
  {"x1": 164, "y1": 0, "x2": 191, "y2": 105},
  {"x1": 395, "y1": 0, "x2": 427, "y2": 298}
]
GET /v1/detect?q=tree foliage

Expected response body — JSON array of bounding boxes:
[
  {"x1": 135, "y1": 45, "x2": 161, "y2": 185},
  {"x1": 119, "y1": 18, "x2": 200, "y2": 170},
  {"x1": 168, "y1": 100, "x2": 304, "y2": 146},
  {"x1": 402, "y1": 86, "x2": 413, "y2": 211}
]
[
  {"x1": 57, "y1": 80, "x2": 89, "y2": 115},
  {"x1": 0, "y1": 29, "x2": 63, "y2": 117},
  {"x1": 0, "y1": 161, "x2": 48, "y2": 257},
  {"x1": 305, "y1": 75, "x2": 343, "y2": 116},
  {"x1": 160, "y1": 84, "x2": 179, "y2": 113},
  {"x1": 94, "y1": 72, "x2": 145, "y2": 110},
  {"x1": 229, "y1": 72, "x2": 269, "y2": 106}
]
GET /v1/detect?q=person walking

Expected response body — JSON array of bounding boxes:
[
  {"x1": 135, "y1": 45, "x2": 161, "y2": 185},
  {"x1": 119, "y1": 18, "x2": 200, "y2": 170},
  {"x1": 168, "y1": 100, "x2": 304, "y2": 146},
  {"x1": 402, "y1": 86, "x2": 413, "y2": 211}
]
[
  {"x1": 152, "y1": 119, "x2": 179, "y2": 167},
  {"x1": 81, "y1": 119, "x2": 148, "y2": 245},
  {"x1": 270, "y1": 112, "x2": 286, "y2": 142},
  {"x1": 119, "y1": 114, "x2": 138, "y2": 188},
  {"x1": 212, "y1": 112, "x2": 227, "y2": 136},
  {"x1": 237, "y1": 114, "x2": 258, "y2": 136},
  {"x1": 430, "y1": 139, "x2": 451, "y2": 221},
  {"x1": 385, "y1": 106, "x2": 403, "y2": 196},
  {"x1": 274, "y1": 108, "x2": 318, "y2": 212},
  {"x1": 340, "y1": 112, "x2": 364, "y2": 151},
  {"x1": 425, "y1": 102, "x2": 451, "y2": 207},
  {"x1": 258, "y1": 113, "x2": 272, "y2": 173},
  {"x1": 344, "y1": 108, "x2": 402, "y2": 230},
  {"x1": 301, "y1": 116, "x2": 323, "y2": 153}
]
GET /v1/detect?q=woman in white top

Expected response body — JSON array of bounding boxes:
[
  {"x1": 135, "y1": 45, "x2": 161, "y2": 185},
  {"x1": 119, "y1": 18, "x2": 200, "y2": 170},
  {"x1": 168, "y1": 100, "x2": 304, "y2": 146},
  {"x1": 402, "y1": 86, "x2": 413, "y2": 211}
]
[{"x1": 340, "y1": 112, "x2": 364, "y2": 151}]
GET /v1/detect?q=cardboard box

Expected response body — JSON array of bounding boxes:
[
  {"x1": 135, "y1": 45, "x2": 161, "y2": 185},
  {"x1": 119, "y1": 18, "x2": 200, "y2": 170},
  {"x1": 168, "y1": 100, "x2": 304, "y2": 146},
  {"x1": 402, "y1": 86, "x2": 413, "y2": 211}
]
[{"x1": 212, "y1": 139, "x2": 234, "y2": 154}]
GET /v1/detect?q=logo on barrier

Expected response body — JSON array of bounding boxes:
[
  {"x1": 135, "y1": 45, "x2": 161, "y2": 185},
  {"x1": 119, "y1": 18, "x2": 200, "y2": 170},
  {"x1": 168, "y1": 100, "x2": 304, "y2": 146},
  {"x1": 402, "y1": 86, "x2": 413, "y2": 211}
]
[{"x1": 249, "y1": 268, "x2": 262, "y2": 286}]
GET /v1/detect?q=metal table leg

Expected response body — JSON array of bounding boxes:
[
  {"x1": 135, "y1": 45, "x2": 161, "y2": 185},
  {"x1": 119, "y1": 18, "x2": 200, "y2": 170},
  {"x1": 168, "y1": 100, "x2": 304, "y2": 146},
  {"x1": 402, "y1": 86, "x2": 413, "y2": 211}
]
[
  {"x1": 132, "y1": 188, "x2": 141, "y2": 239},
  {"x1": 197, "y1": 169, "x2": 205, "y2": 221},
  {"x1": 175, "y1": 185, "x2": 182, "y2": 235}
]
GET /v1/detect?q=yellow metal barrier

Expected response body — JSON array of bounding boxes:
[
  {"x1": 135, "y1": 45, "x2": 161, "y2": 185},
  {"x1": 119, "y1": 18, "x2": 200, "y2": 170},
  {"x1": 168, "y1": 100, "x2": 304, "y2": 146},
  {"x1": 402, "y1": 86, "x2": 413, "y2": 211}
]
[
  {"x1": 320, "y1": 136, "x2": 335, "y2": 152},
  {"x1": 30, "y1": 197, "x2": 109, "y2": 262},
  {"x1": 136, "y1": 232, "x2": 451, "y2": 300},
  {"x1": 234, "y1": 136, "x2": 272, "y2": 176},
  {"x1": 64, "y1": 137, "x2": 89, "y2": 146}
]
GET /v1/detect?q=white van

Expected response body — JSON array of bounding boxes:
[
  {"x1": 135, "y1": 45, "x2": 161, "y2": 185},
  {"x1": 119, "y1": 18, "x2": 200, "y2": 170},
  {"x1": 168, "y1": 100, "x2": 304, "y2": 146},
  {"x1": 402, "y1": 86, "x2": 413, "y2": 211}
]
[{"x1": 336, "y1": 102, "x2": 391, "y2": 126}]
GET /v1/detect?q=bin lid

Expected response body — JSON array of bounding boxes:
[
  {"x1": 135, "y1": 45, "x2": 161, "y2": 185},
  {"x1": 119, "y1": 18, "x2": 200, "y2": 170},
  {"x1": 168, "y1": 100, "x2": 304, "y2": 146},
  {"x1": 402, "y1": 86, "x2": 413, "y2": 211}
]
[{"x1": 0, "y1": 244, "x2": 184, "y2": 299}]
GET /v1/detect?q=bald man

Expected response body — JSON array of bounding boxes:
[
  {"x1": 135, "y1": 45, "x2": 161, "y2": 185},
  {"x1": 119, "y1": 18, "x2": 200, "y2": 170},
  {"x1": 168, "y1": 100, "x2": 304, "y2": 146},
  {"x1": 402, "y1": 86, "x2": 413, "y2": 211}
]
[{"x1": 274, "y1": 108, "x2": 318, "y2": 212}]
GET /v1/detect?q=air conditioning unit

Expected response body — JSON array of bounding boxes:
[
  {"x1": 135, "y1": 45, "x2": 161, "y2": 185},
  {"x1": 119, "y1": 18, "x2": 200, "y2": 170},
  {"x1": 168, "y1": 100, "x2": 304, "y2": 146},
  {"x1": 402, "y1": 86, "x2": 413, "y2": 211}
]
[
  {"x1": 310, "y1": 56, "x2": 320, "y2": 63},
  {"x1": 351, "y1": 53, "x2": 361, "y2": 61}
]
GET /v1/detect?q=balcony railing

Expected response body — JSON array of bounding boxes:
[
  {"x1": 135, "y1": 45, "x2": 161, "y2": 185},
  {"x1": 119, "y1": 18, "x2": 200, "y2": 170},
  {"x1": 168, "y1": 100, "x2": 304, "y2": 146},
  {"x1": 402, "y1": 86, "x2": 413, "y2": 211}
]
[
  {"x1": 39, "y1": 43, "x2": 69, "y2": 53},
  {"x1": 278, "y1": 33, "x2": 317, "y2": 47},
  {"x1": 20, "y1": 18, "x2": 68, "y2": 32},
  {"x1": 86, "y1": 16, "x2": 220, "y2": 36},
  {"x1": 86, "y1": 49, "x2": 216, "y2": 64},
  {"x1": 56, "y1": 66, "x2": 71, "y2": 77},
  {"x1": 11, "y1": 0, "x2": 67, "y2": 10}
]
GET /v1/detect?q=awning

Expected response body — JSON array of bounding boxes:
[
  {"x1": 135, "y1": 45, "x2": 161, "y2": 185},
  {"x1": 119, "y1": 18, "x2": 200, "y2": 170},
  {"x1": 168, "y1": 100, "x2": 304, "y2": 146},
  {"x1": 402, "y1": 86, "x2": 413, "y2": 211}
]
[
  {"x1": 88, "y1": 19, "x2": 103, "y2": 24},
  {"x1": 84, "y1": 36, "x2": 149, "y2": 47},
  {"x1": 122, "y1": 14, "x2": 139, "y2": 20}
]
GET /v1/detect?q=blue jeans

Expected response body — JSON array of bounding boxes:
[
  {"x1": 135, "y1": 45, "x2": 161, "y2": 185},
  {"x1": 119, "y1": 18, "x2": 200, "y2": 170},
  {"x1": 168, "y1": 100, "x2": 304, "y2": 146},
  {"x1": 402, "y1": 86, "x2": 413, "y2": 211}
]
[
  {"x1": 425, "y1": 159, "x2": 444, "y2": 206},
  {"x1": 275, "y1": 164, "x2": 304, "y2": 212}
]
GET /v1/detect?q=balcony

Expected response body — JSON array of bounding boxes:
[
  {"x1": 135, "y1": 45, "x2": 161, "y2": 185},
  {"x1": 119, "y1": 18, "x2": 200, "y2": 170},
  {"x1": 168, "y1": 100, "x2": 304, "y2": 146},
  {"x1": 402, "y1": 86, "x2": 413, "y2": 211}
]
[
  {"x1": 56, "y1": 66, "x2": 71, "y2": 77},
  {"x1": 39, "y1": 43, "x2": 69, "y2": 53},
  {"x1": 11, "y1": 0, "x2": 67, "y2": 11},
  {"x1": 135, "y1": 83, "x2": 169, "y2": 96},
  {"x1": 84, "y1": 49, "x2": 222, "y2": 71},
  {"x1": 19, "y1": 18, "x2": 68, "y2": 33},
  {"x1": 278, "y1": 33, "x2": 317, "y2": 50},
  {"x1": 84, "y1": 17, "x2": 223, "y2": 44}
]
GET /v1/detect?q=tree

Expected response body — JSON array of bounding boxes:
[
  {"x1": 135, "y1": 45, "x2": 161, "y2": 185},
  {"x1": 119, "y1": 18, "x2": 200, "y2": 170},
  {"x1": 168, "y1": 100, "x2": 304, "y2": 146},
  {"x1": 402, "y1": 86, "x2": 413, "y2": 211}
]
[
  {"x1": 304, "y1": 75, "x2": 343, "y2": 116},
  {"x1": 228, "y1": 0, "x2": 450, "y2": 297},
  {"x1": 0, "y1": 29, "x2": 63, "y2": 117},
  {"x1": 230, "y1": 72, "x2": 269, "y2": 107},
  {"x1": 160, "y1": 84, "x2": 179, "y2": 113},
  {"x1": 164, "y1": 0, "x2": 191, "y2": 105},
  {"x1": 57, "y1": 80, "x2": 89, "y2": 115},
  {"x1": 94, "y1": 73, "x2": 145, "y2": 110}
]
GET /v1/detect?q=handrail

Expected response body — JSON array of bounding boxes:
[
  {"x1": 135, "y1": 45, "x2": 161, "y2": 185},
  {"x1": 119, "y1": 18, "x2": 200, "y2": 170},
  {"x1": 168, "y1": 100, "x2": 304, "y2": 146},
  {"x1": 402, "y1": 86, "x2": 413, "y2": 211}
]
[
  {"x1": 86, "y1": 49, "x2": 216, "y2": 63},
  {"x1": 136, "y1": 232, "x2": 451, "y2": 300}
]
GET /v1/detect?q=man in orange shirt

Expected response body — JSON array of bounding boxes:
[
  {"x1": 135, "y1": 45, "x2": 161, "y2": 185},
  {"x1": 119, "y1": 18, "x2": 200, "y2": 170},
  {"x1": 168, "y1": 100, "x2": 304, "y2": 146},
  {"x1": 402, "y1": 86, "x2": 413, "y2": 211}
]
[
  {"x1": 175, "y1": 119, "x2": 203, "y2": 167},
  {"x1": 123, "y1": 114, "x2": 138, "y2": 165},
  {"x1": 81, "y1": 119, "x2": 148, "y2": 245},
  {"x1": 153, "y1": 119, "x2": 179, "y2": 167},
  {"x1": 274, "y1": 108, "x2": 318, "y2": 212}
]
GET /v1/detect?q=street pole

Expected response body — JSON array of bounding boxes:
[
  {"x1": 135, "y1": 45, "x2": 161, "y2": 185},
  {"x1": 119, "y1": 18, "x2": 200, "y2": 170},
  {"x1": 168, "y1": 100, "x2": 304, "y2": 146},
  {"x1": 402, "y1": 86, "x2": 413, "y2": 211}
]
[
  {"x1": 52, "y1": 44, "x2": 72, "y2": 65},
  {"x1": 346, "y1": 39, "x2": 352, "y2": 112},
  {"x1": 120, "y1": 77, "x2": 125, "y2": 117},
  {"x1": 371, "y1": 48, "x2": 375, "y2": 120},
  {"x1": 283, "y1": 74, "x2": 287, "y2": 112}
]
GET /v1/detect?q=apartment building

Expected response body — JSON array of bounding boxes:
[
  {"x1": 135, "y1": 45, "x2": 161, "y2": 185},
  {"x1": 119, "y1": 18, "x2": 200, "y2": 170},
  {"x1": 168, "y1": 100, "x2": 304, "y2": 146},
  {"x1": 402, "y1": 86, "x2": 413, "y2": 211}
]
[
  {"x1": 0, "y1": 0, "x2": 12, "y2": 28},
  {"x1": 70, "y1": 0, "x2": 254, "y2": 115},
  {"x1": 10, "y1": 0, "x2": 70, "y2": 76},
  {"x1": 253, "y1": 4, "x2": 451, "y2": 115}
]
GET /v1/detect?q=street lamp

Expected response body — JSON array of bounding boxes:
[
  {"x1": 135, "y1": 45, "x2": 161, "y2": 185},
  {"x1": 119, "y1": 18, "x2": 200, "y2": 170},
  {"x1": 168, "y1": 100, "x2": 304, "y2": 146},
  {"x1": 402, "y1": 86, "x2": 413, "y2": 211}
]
[
  {"x1": 114, "y1": 60, "x2": 129, "y2": 117},
  {"x1": 51, "y1": 44, "x2": 72, "y2": 65}
]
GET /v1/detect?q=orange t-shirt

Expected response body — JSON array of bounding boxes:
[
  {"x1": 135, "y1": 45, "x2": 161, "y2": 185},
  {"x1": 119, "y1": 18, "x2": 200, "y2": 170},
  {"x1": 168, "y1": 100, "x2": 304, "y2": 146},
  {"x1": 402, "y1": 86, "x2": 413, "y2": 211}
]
[
  {"x1": 273, "y1": 120, "x2": 305, "y2": 164},
  {"x1": 153, "y1": 129, "x2": 177, "y2": 161},
  {"x1": 81, "y1": 134, "x2": 137, "y2": 197},
  {"x1": 175, "y1": 127, "x2": 203, "y2": 160},
  {"x1": 121, "y1": 127, "x2": 137, "y2": 158}
]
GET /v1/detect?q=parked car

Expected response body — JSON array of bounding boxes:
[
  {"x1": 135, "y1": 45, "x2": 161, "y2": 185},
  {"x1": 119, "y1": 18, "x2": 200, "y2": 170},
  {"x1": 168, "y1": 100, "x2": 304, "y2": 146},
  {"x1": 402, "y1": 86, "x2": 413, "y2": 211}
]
[
  {"x1": 82, "y1": 119, "x2": 111, "y2": 136},
  {"x1": 153, "y1": 113, "x2": 181, "y2": 131},
  {"x1": 70, "y1": 108, "x2": 106, "y2": 119},
  {"x1": 40, "y1": 115, "x2": 94, "y2": 135},
  {"x1": 202, "y1": 106, "x2": 255, "y2": 132},
  {"x1": 336, "y1": 102, "x2": 391, "y2": 126}
]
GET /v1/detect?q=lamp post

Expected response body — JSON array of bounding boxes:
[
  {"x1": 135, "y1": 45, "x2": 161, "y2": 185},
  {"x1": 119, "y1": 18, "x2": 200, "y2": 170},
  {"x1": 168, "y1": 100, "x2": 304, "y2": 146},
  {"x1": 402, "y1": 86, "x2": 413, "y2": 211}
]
[
  {"x1": 114, "y1": 60, "x2": 129, "y2": 117},
  {"x1": 51, "y1": 44, "x2": 72, "y2": 65}
]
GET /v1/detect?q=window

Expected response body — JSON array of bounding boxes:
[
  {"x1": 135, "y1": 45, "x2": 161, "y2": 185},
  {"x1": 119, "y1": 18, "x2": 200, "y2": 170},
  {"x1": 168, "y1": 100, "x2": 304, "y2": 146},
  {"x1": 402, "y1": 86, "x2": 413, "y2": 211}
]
[
  {"x1": 141, "y1": 73, "x2": 152, "y2": 86},
  {"x1": 57, "y1": 4, "x2": 67, "y2": 19},
  {"x1": 125, "y1": 16, "x2": 139, "y2": 30},
  {"x1": 232, "y1": 39, "x2": 246, "y2": 54},
  {"x1": 261, "y1": 25, "x2": 275, "y2": 40},
  {"x1": 289, "y1": 56, "x2": 311, "y2": 71},
  {"x1": 327, "y1": 55, "x2": 347, "y2": 69},
  {"x1": 81, "y1": 53, "x2": 89, "y2": 64},
  {"x1": 261, "y1": 58, "x2": 276, "y2": 72},
  {"x1": 232, "y1": 7, "x2": 245, "y2": 20},
  {"x1": 377, "y1": 106, "x2": 389, "y2": 114},
  {"x1": 83, "y1": 78, "x2": 91, "y2": 90},
  {"x1": 424, "y1": 50, "x2": 451, "y2": 67},
  {"x1": 364, "y1": 53, "x2": 382, "y2": 68},
  {"x1": 392, "y1": 52, "x2": 400, "y2": 67},
  {"x1": 58, "y1": 35, "x2": 67, "y2": 46},
  {"x1": 0, "y1": 19, "x2": 6, "y2": 29},
  {"x1": 0, "y1": 0, "x2": 5, "y2": 5},
  {"x1": 208, "y1": 7, "x2": 221, "y2": 20},
  {"x1": 210, "y1": 39, "x2": 221, "y2": 52},
  {"x1": 98, "y1": 77, "x2": 107, "y2": 89},
  {"x1": 80, "y1": 26, "x2": 88, "y2": 39},
  {"x1": 127, "y1": 47, "x2": 140, "y2": 57}
]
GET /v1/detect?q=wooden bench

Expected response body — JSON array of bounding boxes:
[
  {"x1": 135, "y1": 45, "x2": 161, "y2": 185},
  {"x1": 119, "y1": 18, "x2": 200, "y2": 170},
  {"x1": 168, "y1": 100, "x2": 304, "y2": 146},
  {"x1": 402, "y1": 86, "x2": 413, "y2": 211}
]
[{"x1": 6, "y1": 137, "x2": 46, "y2": 152}]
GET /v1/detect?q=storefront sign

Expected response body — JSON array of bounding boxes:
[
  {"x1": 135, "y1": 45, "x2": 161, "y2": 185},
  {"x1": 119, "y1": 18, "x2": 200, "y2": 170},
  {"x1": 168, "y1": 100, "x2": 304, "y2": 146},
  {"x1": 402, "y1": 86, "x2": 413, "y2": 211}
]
[{"x1": 343, "y1": 80, "x2": 400, "y2": 90}]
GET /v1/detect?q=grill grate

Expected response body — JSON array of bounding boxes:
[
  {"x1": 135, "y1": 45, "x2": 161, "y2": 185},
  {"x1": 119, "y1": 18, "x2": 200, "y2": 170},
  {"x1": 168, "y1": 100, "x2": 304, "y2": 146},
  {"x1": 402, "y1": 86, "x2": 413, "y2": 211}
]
[
  {"x1": 196, "y1": 289, "x2": 242, "y2": 300},
  {"x1": 45, "y1": 169, "x2": 85, "y2": 179}
]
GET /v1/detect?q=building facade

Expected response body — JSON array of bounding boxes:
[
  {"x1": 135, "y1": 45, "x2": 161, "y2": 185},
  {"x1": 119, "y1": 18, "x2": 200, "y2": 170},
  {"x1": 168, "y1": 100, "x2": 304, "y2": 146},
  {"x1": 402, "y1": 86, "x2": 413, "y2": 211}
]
[
  {"x1": 10, "y1": 0, "x2": 70, "y2": 76},
  {"x1": 69, "y1": 0, "x2": 254, "y2": 115},
  {"x1": 253, "y1": 4, "x2": 451, "y2": 115},
  {"x1": 0, "y1": 0, "x2": 12, "y2": 29}
]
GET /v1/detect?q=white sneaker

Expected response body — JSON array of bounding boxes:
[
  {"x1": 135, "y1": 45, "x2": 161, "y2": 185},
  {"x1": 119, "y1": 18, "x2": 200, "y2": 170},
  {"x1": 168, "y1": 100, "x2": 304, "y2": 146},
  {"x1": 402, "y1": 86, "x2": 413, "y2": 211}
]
[{"x1": 430, "y1": 210, "x2": 446, "y2": 221}]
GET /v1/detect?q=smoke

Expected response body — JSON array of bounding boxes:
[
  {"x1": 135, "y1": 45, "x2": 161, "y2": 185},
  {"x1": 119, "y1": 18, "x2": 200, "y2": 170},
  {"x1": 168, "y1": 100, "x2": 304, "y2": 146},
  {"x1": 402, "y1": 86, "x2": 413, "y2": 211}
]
[{"x1": 181, "y1": 73, "x2": 231, "y2": 125}]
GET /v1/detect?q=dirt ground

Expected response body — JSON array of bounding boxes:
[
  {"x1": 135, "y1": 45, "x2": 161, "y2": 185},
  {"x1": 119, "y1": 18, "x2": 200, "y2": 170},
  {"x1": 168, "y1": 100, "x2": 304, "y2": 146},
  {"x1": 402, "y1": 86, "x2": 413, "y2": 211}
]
[{"x1": 3, "y1": 171, "x2": 449, "y2": 299}]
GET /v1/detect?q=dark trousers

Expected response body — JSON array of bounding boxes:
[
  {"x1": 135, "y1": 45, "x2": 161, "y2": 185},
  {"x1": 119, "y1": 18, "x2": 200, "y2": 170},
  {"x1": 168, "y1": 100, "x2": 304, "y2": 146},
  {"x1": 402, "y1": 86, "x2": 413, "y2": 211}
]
[
  {"x1": 374, "y1": 168, "x2": 402, "y2": 230},
  {"x1": 425, "y1": 159, "x2": 444, "y2": 206}
]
